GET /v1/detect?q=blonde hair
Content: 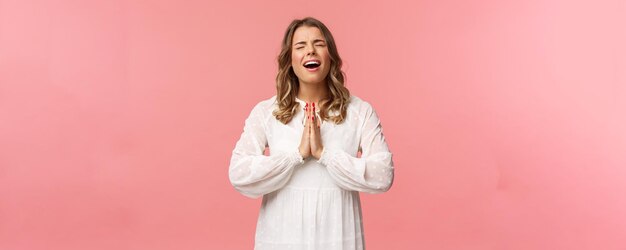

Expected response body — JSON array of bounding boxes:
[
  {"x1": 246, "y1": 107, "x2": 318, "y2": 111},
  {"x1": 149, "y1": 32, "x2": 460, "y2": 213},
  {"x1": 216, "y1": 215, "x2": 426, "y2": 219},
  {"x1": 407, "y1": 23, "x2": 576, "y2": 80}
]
[{"x1": 272, "y1": 17, "x2": 351, "y2": 125}]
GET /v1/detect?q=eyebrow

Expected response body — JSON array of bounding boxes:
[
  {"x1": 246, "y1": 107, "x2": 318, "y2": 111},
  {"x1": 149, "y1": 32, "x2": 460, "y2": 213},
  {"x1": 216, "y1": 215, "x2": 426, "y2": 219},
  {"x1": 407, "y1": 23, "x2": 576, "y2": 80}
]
[{"x1": 293, "y1": 39, "x2": 326, "y2": 46}]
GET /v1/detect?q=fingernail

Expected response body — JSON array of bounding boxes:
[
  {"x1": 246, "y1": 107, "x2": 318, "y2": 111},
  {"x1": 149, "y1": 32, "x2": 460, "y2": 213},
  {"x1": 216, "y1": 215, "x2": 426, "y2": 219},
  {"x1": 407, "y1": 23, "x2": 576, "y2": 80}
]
[{"x1": 312, "y1": 103, "x2": 315, "y2": 107}]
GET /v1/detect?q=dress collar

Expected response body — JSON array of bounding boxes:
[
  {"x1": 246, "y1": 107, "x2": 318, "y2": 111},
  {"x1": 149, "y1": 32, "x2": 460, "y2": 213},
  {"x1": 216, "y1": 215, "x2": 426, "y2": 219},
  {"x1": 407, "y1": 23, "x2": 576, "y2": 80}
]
[{"x1": 296, "y1": 97, "x2": 322, "y2": 126}]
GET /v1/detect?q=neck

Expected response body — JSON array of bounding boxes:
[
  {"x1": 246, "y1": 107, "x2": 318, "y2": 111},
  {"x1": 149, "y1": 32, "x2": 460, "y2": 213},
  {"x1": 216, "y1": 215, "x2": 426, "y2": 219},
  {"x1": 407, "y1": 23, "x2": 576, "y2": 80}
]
[{"x1": 297, "y1": 81, "x2": 328, "y2": 103}]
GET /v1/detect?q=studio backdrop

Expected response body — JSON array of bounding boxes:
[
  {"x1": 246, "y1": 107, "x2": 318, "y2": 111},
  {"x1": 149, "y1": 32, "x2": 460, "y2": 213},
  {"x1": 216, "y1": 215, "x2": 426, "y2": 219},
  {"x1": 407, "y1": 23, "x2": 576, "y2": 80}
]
[{"x1": 1, "y1": 0, "x2": 625, "y2": 249}]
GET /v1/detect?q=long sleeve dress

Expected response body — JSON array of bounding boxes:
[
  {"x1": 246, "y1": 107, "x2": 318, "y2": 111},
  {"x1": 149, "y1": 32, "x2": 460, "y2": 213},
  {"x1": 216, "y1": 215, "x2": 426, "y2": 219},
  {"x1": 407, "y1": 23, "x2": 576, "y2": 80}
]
[{"x1": 228, "y1": 94, "x2": 394, "y2": 250}]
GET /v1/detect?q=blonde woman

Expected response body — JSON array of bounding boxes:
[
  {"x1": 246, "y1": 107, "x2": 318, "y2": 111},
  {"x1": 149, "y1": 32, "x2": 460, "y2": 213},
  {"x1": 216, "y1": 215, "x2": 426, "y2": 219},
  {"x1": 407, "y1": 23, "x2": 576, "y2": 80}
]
[{"x1": 229, "y1": 17, "x2": 394, "y2": 250}]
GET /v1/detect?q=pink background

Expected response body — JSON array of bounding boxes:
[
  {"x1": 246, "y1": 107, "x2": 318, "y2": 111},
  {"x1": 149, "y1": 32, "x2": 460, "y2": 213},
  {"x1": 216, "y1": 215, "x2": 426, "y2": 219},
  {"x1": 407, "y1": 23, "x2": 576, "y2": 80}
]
[{"x1": 1, "y1": 0, "x2": 625, "y2": 249}]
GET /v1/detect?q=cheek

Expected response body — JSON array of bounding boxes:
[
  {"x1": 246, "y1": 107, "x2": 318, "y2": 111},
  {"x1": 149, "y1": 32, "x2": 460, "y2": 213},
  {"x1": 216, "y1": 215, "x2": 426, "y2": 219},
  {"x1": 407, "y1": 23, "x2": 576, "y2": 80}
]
[
  {"x1": 291, "y1": 52, "x2": 302, "y2": 67},
  {"x1": 322, "y1": 53, "x2": 331, "y2": 69},
  {"x1": 321, "y1": 50, "x2": 331, "y2": 64}
]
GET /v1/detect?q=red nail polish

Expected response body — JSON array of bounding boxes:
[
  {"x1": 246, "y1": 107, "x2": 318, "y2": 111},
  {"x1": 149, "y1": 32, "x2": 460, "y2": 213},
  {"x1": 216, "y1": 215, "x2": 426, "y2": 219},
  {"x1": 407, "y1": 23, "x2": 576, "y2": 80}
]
[{"x1": 312, "y1": 103, "x2": 315, "y2": 107}]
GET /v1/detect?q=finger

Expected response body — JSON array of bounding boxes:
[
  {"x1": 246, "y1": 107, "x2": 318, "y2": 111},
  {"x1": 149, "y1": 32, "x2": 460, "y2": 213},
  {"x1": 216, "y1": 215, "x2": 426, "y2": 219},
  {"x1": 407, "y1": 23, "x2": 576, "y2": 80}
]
[
  {"x1": 306, "y1": 103, "x2": 312, "y2": 132},
  {"x1": 312, "y1": 116, "x2": 319, "y2": 139},
  {"x1": 305, "y1": 103, "x2": 311, "y2": 125},
  {"x1": 304, "y1": 115, "x2": 310, "y2": 137},
  {"x1": 314, "y1": 115, "x2": 320, "y2": 133},
  {"x1": 310, "y1": 103, "x2": 314, "y2": 124},
  {"x1": 315, "y1": 111, "x2": 321, "y2": 128},
  {"x1": 309, "y1": 104, "x2": 314, "y2": 133},
  {"x1": 313, "y1": 103, "x2": 318, "y2": 127},
  {"x1": 313, "y1": 102, "x2": 320, "y2": 128},
  {"x1": 311, "y1": 114, "x2": 315, "y2": 134},
  {"x1": 315, "y1": 117, "x2": 322, "y2": 131},
  {"x1": 310, "y1": 104, "x2": 315, "y2": 135}
]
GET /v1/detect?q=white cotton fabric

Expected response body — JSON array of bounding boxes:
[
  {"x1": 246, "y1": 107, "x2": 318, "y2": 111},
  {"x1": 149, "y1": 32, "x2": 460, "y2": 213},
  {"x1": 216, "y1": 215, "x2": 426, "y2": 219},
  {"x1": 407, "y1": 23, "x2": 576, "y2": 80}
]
[{"x1": 229, "y1": 95, "x2": 394, "y2": 250}]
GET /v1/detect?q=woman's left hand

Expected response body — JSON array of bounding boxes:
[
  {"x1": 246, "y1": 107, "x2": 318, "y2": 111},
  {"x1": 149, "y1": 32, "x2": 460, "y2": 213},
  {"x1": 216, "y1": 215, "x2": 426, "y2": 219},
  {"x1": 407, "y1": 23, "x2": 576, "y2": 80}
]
[{"x1": 308, "y1": 102, "x2": 324, "y2": 159}]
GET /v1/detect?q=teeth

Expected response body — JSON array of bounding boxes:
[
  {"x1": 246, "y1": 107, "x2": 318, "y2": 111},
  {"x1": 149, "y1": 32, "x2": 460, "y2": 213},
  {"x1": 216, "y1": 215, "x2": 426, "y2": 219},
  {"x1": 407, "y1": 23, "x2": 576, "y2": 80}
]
[{"x1": 304, "y1": 61, "x2": 320, "y2": 66}]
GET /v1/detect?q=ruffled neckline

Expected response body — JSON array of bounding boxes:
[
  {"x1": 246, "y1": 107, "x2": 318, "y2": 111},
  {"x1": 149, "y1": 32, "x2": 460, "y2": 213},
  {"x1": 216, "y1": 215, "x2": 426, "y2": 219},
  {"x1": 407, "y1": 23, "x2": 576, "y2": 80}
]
[{"x1": 295, "y1": 97, "x2": 322, "y2": 126}]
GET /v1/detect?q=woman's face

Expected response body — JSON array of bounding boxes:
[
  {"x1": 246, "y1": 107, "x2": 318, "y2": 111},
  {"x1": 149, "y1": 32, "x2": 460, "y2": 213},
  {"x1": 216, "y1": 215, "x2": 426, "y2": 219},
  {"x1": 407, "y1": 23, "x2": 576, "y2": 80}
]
[{"x1": 291, "y1": 26, "x2": 331, "y2": 85}]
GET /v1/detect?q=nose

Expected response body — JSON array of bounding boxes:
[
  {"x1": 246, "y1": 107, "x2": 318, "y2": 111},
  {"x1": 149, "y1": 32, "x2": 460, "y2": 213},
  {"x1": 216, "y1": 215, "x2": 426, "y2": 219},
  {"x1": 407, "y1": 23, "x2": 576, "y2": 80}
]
[{"x1": 306, "y1": 45, "x2": 316, "y2": 55}]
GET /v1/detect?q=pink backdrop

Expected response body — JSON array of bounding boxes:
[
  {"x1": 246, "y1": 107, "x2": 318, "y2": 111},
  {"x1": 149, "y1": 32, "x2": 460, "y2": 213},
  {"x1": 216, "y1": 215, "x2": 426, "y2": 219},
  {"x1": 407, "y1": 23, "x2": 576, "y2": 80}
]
[{"x1": 1, "y1": 0, "x2": 625, "y2": 249}]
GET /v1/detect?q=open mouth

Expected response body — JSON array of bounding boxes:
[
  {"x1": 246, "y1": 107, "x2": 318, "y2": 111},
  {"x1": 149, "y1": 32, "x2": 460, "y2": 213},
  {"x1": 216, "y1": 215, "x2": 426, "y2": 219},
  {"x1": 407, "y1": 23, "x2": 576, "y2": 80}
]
[{"x1": 303, "y1": 60, "x2": 321, "y2": 70}]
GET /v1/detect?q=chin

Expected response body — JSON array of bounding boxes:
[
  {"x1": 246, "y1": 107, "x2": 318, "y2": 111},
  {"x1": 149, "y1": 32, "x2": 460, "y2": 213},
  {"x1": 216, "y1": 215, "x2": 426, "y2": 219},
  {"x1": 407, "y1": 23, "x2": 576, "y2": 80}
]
[{"x1": 303, "y1": 77, "x2": 326, "y2": 84}]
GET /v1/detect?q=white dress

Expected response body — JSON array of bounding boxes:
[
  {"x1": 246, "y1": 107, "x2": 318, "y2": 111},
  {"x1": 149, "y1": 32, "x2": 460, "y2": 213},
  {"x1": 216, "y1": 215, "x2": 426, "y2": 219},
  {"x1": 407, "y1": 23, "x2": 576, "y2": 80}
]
[{"x1": 229, "y1": 95, "x2": 394, "y2": 250}]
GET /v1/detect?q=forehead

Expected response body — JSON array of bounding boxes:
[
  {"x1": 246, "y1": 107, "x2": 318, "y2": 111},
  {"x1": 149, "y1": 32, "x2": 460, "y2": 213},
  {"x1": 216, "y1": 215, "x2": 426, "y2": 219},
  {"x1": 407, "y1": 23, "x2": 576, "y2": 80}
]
[{"x1": 292, "y1": 26, "x2": 325, "y2": 43}]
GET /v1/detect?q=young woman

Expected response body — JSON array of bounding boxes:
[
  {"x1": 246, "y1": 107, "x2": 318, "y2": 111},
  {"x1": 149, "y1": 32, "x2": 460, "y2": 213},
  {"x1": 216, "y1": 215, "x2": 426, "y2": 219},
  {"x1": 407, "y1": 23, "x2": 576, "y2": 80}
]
[{"x1": 229, "y1": 17, "x2": 394, "y2": 250}]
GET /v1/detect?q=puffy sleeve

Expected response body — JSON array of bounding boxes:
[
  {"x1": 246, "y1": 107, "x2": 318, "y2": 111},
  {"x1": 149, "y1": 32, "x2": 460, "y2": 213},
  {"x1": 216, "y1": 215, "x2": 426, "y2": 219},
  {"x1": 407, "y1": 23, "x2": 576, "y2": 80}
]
[
  {"x1": 317, "y1": 102, "x2": 394, "y2": 193},
  {"x1": 228, "y1": 102, "x2": 305, "y2": 198}
]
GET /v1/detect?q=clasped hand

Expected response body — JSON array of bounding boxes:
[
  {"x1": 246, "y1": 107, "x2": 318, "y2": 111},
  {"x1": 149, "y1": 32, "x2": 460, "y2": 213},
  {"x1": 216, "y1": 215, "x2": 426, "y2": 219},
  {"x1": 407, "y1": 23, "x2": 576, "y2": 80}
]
[{"x1": 298, "y1": 102, "x2": 323, "y2": 160}]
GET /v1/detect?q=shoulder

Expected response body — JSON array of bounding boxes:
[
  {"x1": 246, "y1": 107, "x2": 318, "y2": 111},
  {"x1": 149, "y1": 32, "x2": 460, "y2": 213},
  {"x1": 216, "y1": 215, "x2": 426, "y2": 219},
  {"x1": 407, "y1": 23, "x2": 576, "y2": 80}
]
[
  {"x1": 252, "y1": 95, "x2": 278, "y2": 110},
  {"x1": 347, "y1": 95, "x2": 383, "y2": 129},
  {"x1": 348, "y1": 94, "x2": 375, "y2": 114},
  {"x1": 247, "y1": 95, "x2": 278, "y2": 119}
]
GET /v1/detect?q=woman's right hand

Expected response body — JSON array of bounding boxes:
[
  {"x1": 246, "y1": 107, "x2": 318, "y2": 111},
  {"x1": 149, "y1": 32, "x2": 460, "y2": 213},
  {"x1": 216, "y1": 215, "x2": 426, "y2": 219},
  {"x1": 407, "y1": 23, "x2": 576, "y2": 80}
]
[{"x1": 298, "y1": 103, "x2": 312, "y2": 159}]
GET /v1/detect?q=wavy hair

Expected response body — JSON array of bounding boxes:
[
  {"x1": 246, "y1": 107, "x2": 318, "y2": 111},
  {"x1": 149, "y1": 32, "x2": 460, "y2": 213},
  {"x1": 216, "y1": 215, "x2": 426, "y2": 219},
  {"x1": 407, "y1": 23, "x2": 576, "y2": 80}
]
[{"x1": 272, "y1": 17, "x2": 351, "y2": 125}]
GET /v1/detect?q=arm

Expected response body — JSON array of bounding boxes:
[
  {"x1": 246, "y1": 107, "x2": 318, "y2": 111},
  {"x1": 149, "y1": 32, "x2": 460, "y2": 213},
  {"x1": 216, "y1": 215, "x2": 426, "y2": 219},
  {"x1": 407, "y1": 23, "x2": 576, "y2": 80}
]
[
  {"x1": 317, "y1": 102, "x2": 395, "y2": 193},
  {"x1": 228, "y1": 102, "x2": 305, "y2": 198}
]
